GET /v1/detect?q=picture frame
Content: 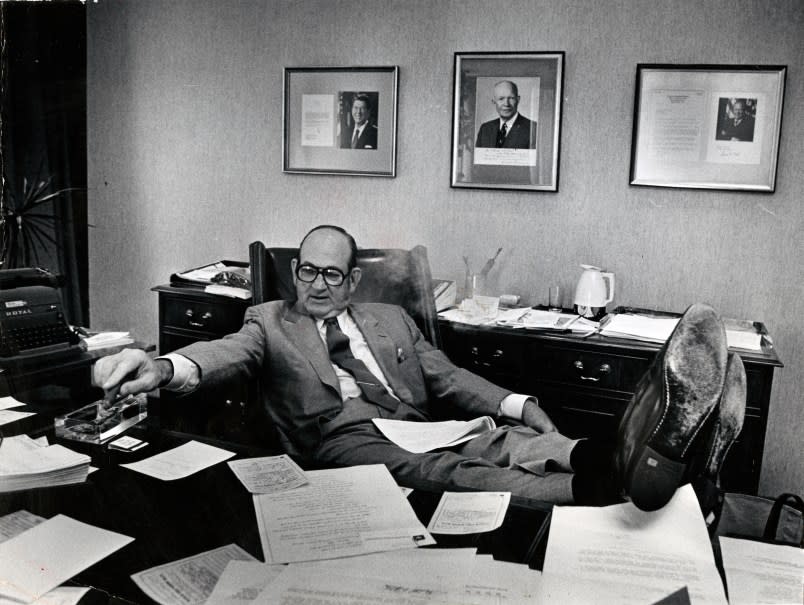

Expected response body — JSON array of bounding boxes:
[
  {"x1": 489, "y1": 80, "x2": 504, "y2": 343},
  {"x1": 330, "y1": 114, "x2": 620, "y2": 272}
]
[
  {"x1": 450, "y1": 51, "x2": 564, "y2": 192},
  {"x1": 283, "y1": 66, "x2": 399, "y2": 177},
  {"x1": 629, "y1": 64, "x2": 787, "y2": 192}
]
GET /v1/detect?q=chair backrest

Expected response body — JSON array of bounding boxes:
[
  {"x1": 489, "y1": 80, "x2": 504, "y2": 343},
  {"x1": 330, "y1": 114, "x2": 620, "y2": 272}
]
[{"x1": 249, "y1": 241, "x2": 442, "y2": 348}]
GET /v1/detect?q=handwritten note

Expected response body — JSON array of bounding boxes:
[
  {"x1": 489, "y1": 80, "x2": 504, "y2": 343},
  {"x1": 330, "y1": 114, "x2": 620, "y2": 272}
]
[{"x1": 227, "y1": 454, "x2": 308, "y2": 494}]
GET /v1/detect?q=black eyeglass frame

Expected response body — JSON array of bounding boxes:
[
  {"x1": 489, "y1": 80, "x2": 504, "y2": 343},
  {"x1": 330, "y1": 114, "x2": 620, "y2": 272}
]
[{"x1": 295, "y1": 263, "x2": 352, "y2": 287}]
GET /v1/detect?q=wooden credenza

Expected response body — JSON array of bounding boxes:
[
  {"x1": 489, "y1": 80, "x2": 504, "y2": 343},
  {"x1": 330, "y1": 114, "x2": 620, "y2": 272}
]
[
  {"x1": 151, "y1": 284, "x2": 265, "y2": 443},
  {"x1": 438, "y1": 317, "x2": 783, "y2": 495}
]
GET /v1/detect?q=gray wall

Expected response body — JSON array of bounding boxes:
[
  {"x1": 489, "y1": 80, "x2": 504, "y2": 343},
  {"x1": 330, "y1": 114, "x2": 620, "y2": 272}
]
[{"x1": 86, "y1": 0, "x2": 803, "y2": 496}]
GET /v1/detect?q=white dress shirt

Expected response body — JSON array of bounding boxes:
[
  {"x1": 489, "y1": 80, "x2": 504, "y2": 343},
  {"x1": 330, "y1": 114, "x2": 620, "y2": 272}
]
[{"x1": 499, "y1": 112, "x2": 520, "y2": 137}]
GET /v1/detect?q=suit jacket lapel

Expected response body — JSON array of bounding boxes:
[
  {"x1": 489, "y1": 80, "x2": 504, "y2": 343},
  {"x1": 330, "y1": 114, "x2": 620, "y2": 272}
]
[
  {"x1": 283, "y1": 302, "x2": 341, "y2": 395},
  {"x1": 350, "y1": 305, "x2": 413, "y2": 404}
]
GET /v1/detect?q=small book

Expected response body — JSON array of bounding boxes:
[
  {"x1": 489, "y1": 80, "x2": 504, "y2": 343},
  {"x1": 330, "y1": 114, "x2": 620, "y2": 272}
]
[{"x1": 432, "y1": 279, "x2": 457, "y2": 312}]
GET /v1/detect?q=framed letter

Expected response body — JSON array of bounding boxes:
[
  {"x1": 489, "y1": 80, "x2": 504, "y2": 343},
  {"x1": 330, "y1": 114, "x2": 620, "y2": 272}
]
[
  {"x1": 630, "y1": 64, "x2": 786, "y2": 192},
  {"x1": 283, "y1": 66, "x2": 399, "y2": 177}
]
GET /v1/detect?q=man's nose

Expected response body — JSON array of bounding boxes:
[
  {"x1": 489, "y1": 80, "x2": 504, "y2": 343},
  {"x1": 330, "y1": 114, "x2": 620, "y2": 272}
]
[{"x1": 310, "y1": 273, "x2": 328, "y2": 288}]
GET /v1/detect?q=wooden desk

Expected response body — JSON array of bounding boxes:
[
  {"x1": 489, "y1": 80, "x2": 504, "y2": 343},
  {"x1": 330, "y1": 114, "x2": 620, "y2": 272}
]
[
  {"x1": 438, "y1": 317, "x2": 783, "y2": 496},
  {"x1": 1, "y1": 341, "x2": 155, "y2": 402},
  {"x1": 0, "y1": 413, "x2": 551, "y2": 604}
]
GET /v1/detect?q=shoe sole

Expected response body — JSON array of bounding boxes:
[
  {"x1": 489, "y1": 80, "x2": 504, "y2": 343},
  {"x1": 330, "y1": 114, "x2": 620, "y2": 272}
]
[
  {"x1": 623, "y1": 303, "x2": 727, "y2": 511},
  {"x1": 704, "y1": 353, "x2": 747, "y2": 478}
]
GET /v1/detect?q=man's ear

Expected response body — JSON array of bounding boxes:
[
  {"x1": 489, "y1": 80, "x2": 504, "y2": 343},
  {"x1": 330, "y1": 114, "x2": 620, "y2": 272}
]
[
  {"x1": 291, "y1": 258, "x2": 298, "y2": 284},
  {"x1": 348, "y1": 267, "x2": 362, "y2": 293}
]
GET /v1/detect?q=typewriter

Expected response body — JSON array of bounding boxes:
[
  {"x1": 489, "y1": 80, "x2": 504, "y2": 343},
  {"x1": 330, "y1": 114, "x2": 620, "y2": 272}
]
[{"x1": 0, "y1": 268, "x2": 82, "y2": 363}]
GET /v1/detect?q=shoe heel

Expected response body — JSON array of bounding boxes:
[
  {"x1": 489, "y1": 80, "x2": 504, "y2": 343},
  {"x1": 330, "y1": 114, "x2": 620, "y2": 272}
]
[{"x1": 628, "y1": 446, "x2": 686, "y2": 511}]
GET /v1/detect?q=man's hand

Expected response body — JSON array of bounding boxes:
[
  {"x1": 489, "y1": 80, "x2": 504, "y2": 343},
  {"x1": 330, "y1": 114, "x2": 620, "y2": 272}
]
[
  {"x1": 92, "y1": 349, "x2": 173, "y2": 401},
  {"x1": 522, "y1": 397, "x2": 557, "y2": 434}
]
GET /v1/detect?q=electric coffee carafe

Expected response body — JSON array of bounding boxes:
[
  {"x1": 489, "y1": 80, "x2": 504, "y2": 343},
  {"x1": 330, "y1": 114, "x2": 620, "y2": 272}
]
[{"x1": 573, "y1": 264, "x2": 615, "y2": 321}]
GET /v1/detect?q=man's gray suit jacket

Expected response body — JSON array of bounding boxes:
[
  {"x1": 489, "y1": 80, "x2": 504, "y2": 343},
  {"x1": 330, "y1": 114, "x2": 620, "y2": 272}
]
[{"x1": 177, "y1": 301, "x2": 511, "y2": 454}]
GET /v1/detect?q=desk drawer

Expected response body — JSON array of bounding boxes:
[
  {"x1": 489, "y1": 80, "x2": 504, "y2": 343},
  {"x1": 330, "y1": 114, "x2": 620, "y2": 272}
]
[
  {"x1": 529, "y1": 345, "x2": 650, "y2": 394},
  {"x1": 162, "y1": 297, "x2": 245, "y2": 335}
]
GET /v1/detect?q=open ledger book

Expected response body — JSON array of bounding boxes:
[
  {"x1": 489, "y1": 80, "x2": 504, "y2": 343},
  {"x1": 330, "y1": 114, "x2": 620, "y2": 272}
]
[{"x1": 372, "y1": 416, "x2": 495, "y2": 453}]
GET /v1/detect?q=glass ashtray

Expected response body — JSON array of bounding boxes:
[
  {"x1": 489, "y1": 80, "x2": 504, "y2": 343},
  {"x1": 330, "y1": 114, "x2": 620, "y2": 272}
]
[{"x1": 55, "y1": 393, "x2": 148, "y2": 444}]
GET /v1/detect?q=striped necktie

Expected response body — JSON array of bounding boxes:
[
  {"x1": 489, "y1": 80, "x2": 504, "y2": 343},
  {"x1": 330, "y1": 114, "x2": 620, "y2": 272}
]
[{"x1": 324, "y1": 318, "x2": 399, "y2": 412}]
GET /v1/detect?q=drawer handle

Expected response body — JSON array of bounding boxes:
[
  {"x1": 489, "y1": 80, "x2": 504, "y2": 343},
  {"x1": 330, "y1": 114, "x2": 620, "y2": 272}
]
[
  {"x1": 470, "y1": 346, "x2": 504, "y2": 368},
  {"x1": 185, "y1": 310, "x2": 212, "y2": 328},
  {"x1": 574, "y1": 361, "x2": 611, "y2": 382}
]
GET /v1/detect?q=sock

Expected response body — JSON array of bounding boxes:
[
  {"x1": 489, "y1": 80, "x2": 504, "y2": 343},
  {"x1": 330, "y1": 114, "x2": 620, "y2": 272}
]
[
  {"x1": 570, "y1": 438, "x2": 616, "y2": 474},
  {"x1": 571, "y1": 472, "x2": 623, "y2": 506}
]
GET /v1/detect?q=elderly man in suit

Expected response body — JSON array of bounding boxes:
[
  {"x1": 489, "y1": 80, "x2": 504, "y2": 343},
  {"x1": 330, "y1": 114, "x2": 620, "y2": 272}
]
[
  {"x1": 475, "y1": 80, "x2": 537, "y2": 149},
  {"x1": 340, "y1": 94, "x2": 378, "y2": 150},
  {"x1": 717, "y1": 99, "x2": 755, "y2": 142},
  {"x1": 95, "y1": 225, "x2": 745, "y2": 511}
]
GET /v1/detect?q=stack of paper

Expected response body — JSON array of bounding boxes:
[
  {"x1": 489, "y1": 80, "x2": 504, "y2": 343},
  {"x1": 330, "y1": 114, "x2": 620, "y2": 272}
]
[
  {"x1": 0, "y1": 435, "x2": 90, "y2": 492},
  {"x1": 602, "y1": 313, "x2": 765, "y2": 350},
  {"x1": 82, "y1": 331, "x2": 134, "y2": 350},
  {"x1": 600, "y1": 313, "x2": 679, "y2": 343}
]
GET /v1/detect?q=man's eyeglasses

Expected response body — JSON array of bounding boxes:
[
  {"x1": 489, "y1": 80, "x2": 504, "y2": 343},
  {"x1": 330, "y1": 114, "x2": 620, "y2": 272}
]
[{"x1": 295, "y1": 263, "x2": 350, "y2": 286}]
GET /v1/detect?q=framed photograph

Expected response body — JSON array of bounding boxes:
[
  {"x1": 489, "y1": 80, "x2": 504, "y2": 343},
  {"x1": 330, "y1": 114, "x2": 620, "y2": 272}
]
[
  {"x1": 451, "y1": 52, "x2": 564, "y2": 192},
  {"x1": 283, "y1": 66, "x2": 398, "y2": 176},
  {"x1": 630, "y1": 64, "x2": 786, "y2": 192}
]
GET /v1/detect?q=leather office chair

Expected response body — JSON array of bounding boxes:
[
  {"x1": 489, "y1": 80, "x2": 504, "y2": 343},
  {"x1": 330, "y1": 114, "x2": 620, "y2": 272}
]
[{"x1": 248, "y1": 241, "x2": 442, "y2": 348}]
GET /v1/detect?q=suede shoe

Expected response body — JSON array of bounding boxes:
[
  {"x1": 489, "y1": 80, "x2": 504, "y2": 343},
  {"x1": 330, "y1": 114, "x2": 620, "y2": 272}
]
[{"x1": 614, "y1": 303, "x2": 728, "y2": 511}]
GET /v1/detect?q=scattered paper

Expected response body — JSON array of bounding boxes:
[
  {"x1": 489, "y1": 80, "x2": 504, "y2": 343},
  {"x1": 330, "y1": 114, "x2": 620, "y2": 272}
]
[
  {"x1": 132, "y1": 543, "x2": 256, "y2": 605},
  {"x1": 253, "y1": 464, "x2": 435, "y2": 564},
  {"x1": 205, "y1": 284, "x2": 251, "y2": 300},
  {"x1": 439, "y1": 307, "x2": 498, "y2": 326},
  {"x1": 372, "y1": 416, "x2": 495, "y2": 454},
  {"x1": 0, "y1": 396, "x2": 24, "y2": 410},
  {"x1": 227, "y1": 454, "x2": 308, "y2": 494},
  {"x1": 120, "y1": 440, "x2": 235, "y2": 481},
  {"x1": 254, "y1": 562, "x2": 485, "y2": 605},
  {"x1": 427, "y1": 491, "x2": 511, "y2": 535},
  {"x1": 0, "y1": 586, "x2": 93, "y2": 605},
  {"x1": 541, "y1": 484, "x2": 727, "y2": 604},
  {"x1": 0, "y1": 409, "x2": 35, "y2": 427},
  {"x1": 205, "y1": 560, "x2": 285, "y2": 605},
  {"x1": 464, "y1": 555, "x2": 543, "y2": 603},
  {"x1": 725, "y1": 330, "x2": 762, "y2": 351},
  {"x1": 0, "y1": 514, "x2": 133, "y2": 603},
  {"x1": 0, "y1": 510, "x2": 46, "y2": 543},
  {"x1": 719, "y1": 536, "x2": 803, "y2": 605},
  {"x1": 108, "y1": 435, "x2": 147, "y2": 452},
  {"x1": 290, "y1": 547, "x2": 479, "y2": 586},
  {"x1": 177, "y1": 262, "x2": 228, "y2": 283}
]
